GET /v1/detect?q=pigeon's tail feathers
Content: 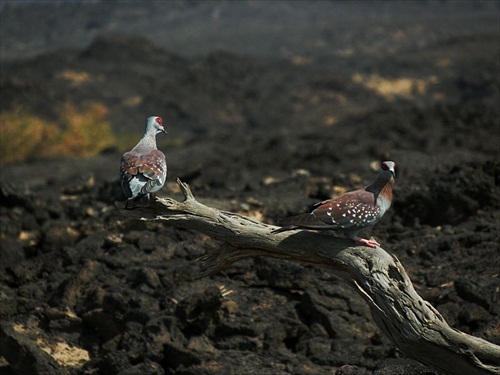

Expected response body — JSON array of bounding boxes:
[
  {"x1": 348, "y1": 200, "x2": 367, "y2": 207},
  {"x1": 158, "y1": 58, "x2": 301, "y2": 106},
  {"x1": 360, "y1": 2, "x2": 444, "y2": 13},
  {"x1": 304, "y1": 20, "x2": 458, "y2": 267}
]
[{"x1": 272, "y1": 213, "x2": 330, "y2": 233}]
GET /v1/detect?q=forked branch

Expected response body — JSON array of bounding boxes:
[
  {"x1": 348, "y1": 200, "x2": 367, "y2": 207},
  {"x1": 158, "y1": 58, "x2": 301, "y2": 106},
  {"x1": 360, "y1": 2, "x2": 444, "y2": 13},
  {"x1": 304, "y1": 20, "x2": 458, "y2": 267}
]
[{"x1": 117, "y1": 179, "x2": 500, "y2": 375}]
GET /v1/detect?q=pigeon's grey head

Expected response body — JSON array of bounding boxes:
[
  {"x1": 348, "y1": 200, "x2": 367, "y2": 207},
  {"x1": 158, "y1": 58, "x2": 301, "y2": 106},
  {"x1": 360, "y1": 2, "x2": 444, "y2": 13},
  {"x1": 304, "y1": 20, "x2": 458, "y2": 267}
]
[
  {"x1": 380, "y1": 161, "x2": 396, "y2": 179},
  {"x1": 146, "y1": 116, "x2": 166, "y2": 135}
]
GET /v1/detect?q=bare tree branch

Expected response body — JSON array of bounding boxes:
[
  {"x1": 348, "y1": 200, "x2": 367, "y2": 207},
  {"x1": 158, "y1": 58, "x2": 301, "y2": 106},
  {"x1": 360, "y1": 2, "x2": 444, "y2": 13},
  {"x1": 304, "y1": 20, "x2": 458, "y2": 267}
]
[{"x1": 117, "y1": 178, "x2": 500, "y2": 375}]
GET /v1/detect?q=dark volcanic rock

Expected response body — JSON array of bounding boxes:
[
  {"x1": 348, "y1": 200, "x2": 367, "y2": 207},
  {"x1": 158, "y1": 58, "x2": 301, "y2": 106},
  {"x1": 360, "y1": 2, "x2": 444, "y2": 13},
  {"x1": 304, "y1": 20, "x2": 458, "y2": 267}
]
[
  {"x1": 0, "y1": 238, "x2": 25, "y2": 269},
  {"x1": 175, "y1": 286, "x2": 223, "y2": 335},
  {"x1": 0, "y1": 3, "x2": 499, "y2": 373},
  {"x1": 374, "y1": 358, "x2": 438, "y2": 375},
  {"x1": 0, "y1": 322, "x2": 62, "y2": 375}
]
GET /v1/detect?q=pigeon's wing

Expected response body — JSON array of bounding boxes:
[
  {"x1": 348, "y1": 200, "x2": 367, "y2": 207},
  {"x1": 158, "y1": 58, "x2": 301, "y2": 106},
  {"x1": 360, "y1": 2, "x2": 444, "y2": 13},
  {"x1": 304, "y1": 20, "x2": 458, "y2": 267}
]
[
  {"x1": 275, "y1": 189, "x2": 380, "y2": 232},
  {"x1": 120, "y1": 150, "x2": 167, "y2": 198},
  {"x1": 137, "y1": 150, "x2": 167, "y2": 194},
  {"x1": 120, "y1": 151, "x2": 139, "y2": 198},
  {"x1": 310, "y1": 191, "x2": 381, "y2": 230}
]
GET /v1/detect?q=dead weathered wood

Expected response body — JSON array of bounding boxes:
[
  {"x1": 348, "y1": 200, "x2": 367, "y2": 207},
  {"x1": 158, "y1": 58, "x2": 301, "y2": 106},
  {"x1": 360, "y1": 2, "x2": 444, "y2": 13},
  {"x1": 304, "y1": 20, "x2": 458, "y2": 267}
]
[{"x1": 117, "y1": 178, "x2": 500, "y2": 375}]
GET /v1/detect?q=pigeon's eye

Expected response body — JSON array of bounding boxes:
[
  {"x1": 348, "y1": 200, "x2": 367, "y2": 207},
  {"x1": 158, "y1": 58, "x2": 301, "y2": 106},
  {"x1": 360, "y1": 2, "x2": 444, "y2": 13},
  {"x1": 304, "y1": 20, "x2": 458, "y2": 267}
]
[
  {"x1": 382, "y1": 163, "x2": 389, "y2": 170},
  {"x1": 156, "y1": 117, "x2": 163, "y2": 125}
]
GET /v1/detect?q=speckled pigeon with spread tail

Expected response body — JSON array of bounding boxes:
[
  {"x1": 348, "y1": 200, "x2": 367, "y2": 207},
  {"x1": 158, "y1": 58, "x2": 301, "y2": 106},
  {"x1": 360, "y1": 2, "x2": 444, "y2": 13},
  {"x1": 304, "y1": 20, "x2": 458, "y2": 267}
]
[
  {"x1": 274, "y1": 161, "x2": 396, "y2": 247},
  {"x1": 120, "y1": 116, "x2": 167, "y2": 209}
]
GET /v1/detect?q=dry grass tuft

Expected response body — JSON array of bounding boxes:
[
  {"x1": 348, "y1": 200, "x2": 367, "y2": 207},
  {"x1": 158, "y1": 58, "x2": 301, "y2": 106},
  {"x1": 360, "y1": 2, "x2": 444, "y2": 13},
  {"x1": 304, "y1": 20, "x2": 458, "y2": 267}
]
[{"x1": 0, "y1": 102, "x2": 115, "y2": 166}]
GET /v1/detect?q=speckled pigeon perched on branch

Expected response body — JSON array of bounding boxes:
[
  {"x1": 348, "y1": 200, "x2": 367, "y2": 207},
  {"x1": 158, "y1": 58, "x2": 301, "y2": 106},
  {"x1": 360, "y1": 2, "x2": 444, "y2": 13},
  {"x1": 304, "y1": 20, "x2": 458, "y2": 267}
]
[
  {"x1": 120, "y1": 116, "x2": 167, "y2": 209},
  {"x1": 274, "y1": 161, "x2": 396, "y2": 248}
]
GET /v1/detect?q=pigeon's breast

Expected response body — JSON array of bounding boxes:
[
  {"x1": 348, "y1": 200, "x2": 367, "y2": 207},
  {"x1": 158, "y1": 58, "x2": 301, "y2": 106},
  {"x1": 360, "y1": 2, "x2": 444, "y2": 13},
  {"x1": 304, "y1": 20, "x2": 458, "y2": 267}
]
[{"x1": 376, "y1": 195, "x2": 391, "y2": 215}]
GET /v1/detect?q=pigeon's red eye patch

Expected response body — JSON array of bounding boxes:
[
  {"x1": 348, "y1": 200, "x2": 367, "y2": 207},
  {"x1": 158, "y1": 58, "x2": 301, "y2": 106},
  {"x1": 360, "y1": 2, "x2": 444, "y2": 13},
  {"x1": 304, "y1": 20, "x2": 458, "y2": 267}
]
[
  {"x1": 156, "y1": 117, "x2": 163, "y2": 125},
  {"x1": 382, "y1": 162, "x2": 389, "y2": 170}
]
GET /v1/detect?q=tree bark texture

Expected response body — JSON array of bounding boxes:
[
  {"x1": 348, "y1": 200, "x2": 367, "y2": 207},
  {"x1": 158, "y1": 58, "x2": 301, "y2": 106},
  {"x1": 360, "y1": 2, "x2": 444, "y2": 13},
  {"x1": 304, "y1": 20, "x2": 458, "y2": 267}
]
[{"x1": 118, "y1": 179, "x2": 500, "y2": 375}]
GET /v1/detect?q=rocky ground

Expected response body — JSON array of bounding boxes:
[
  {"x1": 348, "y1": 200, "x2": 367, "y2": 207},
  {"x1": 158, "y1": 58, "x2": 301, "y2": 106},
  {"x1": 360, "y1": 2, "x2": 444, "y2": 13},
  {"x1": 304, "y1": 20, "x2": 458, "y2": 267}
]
[{"x1": 0, "y1": 2, "x2": 499, "y2": 374}]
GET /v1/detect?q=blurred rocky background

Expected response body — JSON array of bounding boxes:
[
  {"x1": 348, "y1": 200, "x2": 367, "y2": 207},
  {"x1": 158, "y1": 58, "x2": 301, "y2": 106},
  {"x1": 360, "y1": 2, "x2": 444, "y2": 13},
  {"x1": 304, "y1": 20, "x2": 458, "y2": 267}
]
[{"x1": 0, "y1": 1, "x2": 499, "y2": 374}]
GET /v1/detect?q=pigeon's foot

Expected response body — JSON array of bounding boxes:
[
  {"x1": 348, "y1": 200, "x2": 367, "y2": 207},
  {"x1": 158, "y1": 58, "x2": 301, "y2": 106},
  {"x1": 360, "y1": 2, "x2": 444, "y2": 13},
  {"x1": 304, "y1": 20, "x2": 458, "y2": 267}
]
[{"x1": 353, "y1": 237, "x2": 380, "y2": 248}]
